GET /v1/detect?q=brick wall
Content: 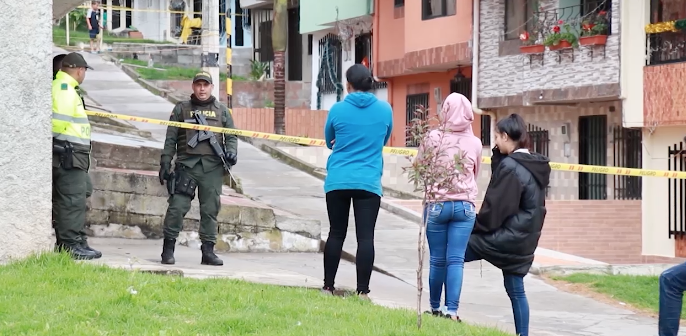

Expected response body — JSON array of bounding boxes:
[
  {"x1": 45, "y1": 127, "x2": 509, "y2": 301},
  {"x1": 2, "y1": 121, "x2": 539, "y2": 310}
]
[
  {"x1": 644, "y1": 62, "x2": 686, "y2": 126},
  {"x1": 472, "y1": 200, "x2": 643, "y2": 264},
  {"x1": 477, "y1": 0, "x2": 620, "y2": 99},
  {"x1": 232, "y1": 108, "x2": 327, "y2": 139},
  {"x1": 154, "y1": 80, "x2": 311, "y2": 109}
]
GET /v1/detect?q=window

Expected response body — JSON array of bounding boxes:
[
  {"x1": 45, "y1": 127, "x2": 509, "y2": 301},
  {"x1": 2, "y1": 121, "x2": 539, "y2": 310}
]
[
  {"x1": 421, "y1": 0, "x2": 456, "y2": 20},
  {"x1": 504, "y1": 0, "x2": 537, "y2": 40},
  {"x1": 395, "y1": 0, "x2": 404, "y2": 7}
]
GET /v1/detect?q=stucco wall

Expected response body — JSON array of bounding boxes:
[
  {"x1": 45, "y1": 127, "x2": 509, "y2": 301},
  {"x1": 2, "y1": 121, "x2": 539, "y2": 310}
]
[
  {"x1": 478, "y1": 0, "x2": 621, "y2": 98},
  {"x1": 642, "y1": 126, "x2": 686, "y2": 258},
  {"x1": 0, "y1": 1, "x2": 53, "y2": 263}
]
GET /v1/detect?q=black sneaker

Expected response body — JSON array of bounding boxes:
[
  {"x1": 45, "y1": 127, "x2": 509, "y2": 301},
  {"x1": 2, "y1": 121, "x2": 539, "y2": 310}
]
[
  {"x1": 424, "y1": 310, "x2": 445, "y2": 317},
  {"x1": 321, "y1": 286, "x2": 335, "y2": 295}
]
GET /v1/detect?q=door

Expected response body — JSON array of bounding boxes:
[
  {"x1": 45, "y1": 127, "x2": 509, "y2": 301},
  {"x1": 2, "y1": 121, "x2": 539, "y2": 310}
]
[
  {"x1": 578, "y1": 115, "x2": 608, "y2": 200},
  {"x1": 287, "y1": 8, "x2": 302, "y2": 81}
]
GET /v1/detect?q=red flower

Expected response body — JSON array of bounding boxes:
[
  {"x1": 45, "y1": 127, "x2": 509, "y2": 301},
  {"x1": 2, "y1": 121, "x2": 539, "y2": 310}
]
[
  {"x1": 558, "y1": 20, "x2": 564, "y2": 24},
  {"x1": 553, "y1": 25, "x2": 560, "y2": 33},
  {"x1": 598, "y1": 10, "x2": 607, "y2": 15},
  {"x1": 582, "y1": 23, "x2": 595, "y2": 31},
  {"x1": 519, "y1": 31, "x2": 530, "y2": 41}
]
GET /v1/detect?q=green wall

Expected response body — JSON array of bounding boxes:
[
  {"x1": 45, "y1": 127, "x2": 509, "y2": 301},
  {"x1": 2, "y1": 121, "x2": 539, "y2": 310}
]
[{"x1": 300, "y1": 0, "x2": 373, "y2": 34}]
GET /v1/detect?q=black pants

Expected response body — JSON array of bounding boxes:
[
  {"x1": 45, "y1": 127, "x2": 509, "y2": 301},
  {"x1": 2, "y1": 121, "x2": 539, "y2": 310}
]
[{"x1": 324, "y1": 189, "x2": 381, "y2": 294}]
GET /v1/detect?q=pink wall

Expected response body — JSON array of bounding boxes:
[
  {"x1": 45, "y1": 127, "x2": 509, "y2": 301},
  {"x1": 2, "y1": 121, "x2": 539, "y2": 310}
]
[
  {"x1": 386, "y1": 68, "x2": 478, "y2": 147},
  {"x1": 377, "y1": 0, "x2": 405, "y2": 62},
  {"x1": 404, "y1": 0, "x2": 473, "y2": 53},
  {"x1": 376, "y1": 0, "x2": 473, "y2": 61}
]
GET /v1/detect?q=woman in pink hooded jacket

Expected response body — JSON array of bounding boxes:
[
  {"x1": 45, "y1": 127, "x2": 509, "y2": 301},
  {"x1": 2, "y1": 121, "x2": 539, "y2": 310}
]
[{"x1": 417, "y1": 92, "x2": 482, "y2": 321}]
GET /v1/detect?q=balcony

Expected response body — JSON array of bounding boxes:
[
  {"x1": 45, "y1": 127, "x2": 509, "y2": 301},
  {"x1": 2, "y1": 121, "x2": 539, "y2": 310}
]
[
  {"x1": 646, "y1": 31, "x2": 686, "y2": 66},
  {"x1": 300, "y1": 0, "x2": 373, "y2": 34}
]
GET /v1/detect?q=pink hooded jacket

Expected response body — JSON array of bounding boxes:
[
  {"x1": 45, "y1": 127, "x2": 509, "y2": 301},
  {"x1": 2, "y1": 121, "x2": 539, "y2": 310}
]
[{"x1": 418, "y1": 93, "x2": 483, "y2": 203}]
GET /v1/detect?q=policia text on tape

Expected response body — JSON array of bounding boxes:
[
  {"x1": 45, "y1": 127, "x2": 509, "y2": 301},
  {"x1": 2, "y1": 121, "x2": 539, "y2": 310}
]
[{"x1": 85, "y1": 110, "x2": 686, "y2": 179}]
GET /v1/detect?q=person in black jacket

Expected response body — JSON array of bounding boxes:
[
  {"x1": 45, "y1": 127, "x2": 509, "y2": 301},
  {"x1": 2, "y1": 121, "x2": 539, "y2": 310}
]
[{"x1": 464, "y1": 113, "x2": 551, "y2": 336}]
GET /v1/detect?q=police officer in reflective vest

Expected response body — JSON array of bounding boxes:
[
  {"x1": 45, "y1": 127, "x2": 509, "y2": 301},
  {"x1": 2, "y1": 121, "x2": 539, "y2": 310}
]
[
  {"x1": 52, "y1": 52, "x2": 101, "y2": 260},
  {"x1": 159, "y1": 72, "x2": 238, "y2": 266}
]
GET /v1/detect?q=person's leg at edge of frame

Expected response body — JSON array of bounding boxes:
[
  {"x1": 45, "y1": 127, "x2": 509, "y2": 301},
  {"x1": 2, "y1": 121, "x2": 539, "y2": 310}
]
[
  {"x1": 160, "y1": 183, "x2": 193, "y2": 265},
  {"x1": 659, "y1": 261, "x2": 686, "y2": 336},
  {"x1": 323, "y1": 190, "x2": 352, "y2": 294},
  {"x1": 424, "y1": 202, "x2": 449, "y2": 315},
  {"x1": 196, "y1": 163, "x2": 224, "y2": 266},
  {"x1": 503, "y1": 271, "x2": 530, "y2": 336},
  {"x1": 443, "y1": 201, "x2": 476, "y2": 321},
  {"x1": 351, "y1": 190, "x2": 381, "y2": 299}
]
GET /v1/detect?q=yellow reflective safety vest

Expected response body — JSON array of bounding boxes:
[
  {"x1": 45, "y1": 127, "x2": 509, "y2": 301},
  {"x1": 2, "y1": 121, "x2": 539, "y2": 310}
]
[{"x1": 52, "y1": 71, "x2": 91, "y2": 148}]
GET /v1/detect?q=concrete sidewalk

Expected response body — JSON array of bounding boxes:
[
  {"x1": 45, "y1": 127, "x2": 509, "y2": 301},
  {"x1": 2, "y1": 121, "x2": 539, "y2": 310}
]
[
  {"x1": 233, "y1": 141, "x2": 675, "y2": 336},
  {"x1": 64, "y1": 50, "x2": 676, "y2": 335}
]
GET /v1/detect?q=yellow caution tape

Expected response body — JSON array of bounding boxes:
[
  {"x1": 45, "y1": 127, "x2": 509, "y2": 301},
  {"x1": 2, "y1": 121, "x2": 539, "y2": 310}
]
[{"x1": 86, "y1": 110, "x2": 686, "y2": 179}]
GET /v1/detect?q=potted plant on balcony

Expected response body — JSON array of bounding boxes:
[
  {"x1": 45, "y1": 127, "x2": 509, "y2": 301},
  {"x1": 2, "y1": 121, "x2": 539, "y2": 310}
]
[
  {"x1": 543, "y1": 20, "x2": 578, "y2": 51},
  {"x1": 519, "y1": 31, "x2": 545, "y2": 54},
  {"x1": 580, "y1": 10, "x2": 609, "y2": 46}
]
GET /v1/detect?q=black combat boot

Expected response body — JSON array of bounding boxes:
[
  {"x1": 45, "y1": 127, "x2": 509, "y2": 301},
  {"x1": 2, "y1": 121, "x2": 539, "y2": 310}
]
[
  {"x1": 81, "y1": 241, "x2": 102, "y2": 259},
  {"x1": 161, "y1": 238, "x2": 176, "y2": 265},
  {"x1": 200, "y1": 241, "x2": 223, "y2": 266},
  {"x1": 65, "y1": 244, "x2": 98, "y2": 260}
]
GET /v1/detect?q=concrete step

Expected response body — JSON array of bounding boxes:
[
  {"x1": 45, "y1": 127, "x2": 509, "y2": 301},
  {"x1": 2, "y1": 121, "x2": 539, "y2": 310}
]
[{"x1": 86, "y1": 168, "x2": 320, "y2": 253}]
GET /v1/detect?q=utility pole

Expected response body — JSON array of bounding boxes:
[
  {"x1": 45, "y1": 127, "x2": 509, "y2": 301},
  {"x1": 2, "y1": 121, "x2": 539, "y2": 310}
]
[
  {"x1": 201, "y1": 0, "x2": 220, "y2": 98},
  {"x1": 272, "y1": 0, "x2": 287, "y2": 134}
]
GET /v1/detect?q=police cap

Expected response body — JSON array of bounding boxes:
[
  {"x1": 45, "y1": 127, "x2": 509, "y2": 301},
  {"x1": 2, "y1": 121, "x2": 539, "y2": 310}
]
[
  {"x1": 192, "y1": 72, "x2": 213, "y2": 84},
  {"x1": 62, "y1": 52, "x2": 94, "y2": 70}
]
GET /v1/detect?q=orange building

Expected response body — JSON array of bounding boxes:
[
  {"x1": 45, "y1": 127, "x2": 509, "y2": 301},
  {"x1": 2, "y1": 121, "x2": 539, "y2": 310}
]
[{"x1": 373, "y1": 0, "x2": 481, "y2": 147}]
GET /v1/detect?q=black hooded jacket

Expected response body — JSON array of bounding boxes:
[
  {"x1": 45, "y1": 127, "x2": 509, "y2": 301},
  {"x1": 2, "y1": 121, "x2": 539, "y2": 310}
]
[{"x1": 468, "y1": 148, "x2": 552, "y2": 276}]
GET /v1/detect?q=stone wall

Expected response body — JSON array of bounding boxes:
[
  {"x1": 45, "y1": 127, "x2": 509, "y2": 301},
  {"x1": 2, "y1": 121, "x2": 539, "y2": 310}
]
[
  {"x1": 478, "y1": 0, "x2": 620, "y2": 104},
  {"x1": 110, "y1": 44, "x2": 253, "y2": 77},
  {"x1": 87, "y1": 168, "x2": 320, "y2": 252},
  {"x1": 155, "y1": 80, "x2": 312, "y2": 109},
  {"x1": 0, "y1": 0, "x2": 53, "y2": 263}
]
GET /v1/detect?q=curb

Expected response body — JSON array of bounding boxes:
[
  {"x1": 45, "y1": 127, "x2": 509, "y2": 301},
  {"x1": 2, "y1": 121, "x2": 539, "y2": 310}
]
[
  {"x1": 532, "y1": 263, "x2": 677, "y2": 277},
  {"x1": 254, "y1": 140, "x2": 421, "y2": 200}
]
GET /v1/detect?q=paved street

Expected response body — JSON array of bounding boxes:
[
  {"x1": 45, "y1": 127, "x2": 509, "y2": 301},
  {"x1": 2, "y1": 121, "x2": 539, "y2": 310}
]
[{"x1": 54, "y1": 48, "x2": 681, "y2": 335}]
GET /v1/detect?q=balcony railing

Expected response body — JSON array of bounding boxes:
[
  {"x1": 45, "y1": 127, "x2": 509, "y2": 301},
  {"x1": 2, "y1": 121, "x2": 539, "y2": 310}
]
[
  {"x1": 525, "y1": 0, "x2": 612, "y2": 45},
  {"x1": 647, "y1": 31, "x2": 686, "y2": 65}
]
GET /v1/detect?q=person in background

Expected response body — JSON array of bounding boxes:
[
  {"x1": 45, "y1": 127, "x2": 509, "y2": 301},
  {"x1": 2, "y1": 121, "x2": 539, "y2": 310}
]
[
  {"x1": 658, "y1": 261, "x2": 686, "y2": 335},
  {"x1": 53, "y1": 54, "x2": 66, "y2": 80},
  {"x1": 465, "y1": 114, "x2": 551, "y2": 336},
  {"x1": 86, "y1": 1, "x2": 103, "y2": 54},
  {"x1": 322, "y1": 64, "x2": 392, "y2": 298},
  {"x1": 418, "y1": 93, "x2": 482, "y2": 321}
]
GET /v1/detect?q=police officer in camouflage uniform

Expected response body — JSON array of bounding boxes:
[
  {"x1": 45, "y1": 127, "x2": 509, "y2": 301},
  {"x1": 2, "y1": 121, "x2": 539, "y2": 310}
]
[{"x1": 159, "y1": 72, "x2": 238, "y2": 266}]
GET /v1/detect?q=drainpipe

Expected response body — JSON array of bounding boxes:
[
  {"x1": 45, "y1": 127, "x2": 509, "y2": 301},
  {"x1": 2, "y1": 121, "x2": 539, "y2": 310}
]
[{"x1": 471, "y1": 0, "x2": 496, "y2": 135}]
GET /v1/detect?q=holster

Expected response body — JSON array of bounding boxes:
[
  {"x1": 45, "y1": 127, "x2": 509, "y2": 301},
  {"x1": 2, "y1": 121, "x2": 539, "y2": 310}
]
[
  {"x1": 173, "y1": 167, "x2": 197, "y2": 199},
  {"x1": 53, "y1": 142, "x2": 74, "y2": 169}
]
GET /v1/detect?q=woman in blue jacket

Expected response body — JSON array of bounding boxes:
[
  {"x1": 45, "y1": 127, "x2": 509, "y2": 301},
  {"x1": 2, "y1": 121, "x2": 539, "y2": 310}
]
[{"x1": 322, "y1": 64, "x2": 393, "y2": 298}]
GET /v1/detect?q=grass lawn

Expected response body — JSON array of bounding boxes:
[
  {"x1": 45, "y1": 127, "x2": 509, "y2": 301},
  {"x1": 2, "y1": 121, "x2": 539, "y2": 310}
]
[
  {"x1": 53, "y1": 26, "x2": 163, "y2": 46},
  {"x1": 0, "y1": 254, "x2": 510, "y2": 336},
  {"x1": 120, "y1": 58, "x2": 248, "y2": 82},
  {"x1": 554, "y1": 273, "x2": 683, "y2": 315}
]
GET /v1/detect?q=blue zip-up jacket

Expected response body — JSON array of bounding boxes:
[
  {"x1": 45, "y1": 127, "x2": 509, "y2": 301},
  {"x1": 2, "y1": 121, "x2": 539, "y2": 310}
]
[{"x1": 324, "y1": 92, "x2": 393, "y2": 196}]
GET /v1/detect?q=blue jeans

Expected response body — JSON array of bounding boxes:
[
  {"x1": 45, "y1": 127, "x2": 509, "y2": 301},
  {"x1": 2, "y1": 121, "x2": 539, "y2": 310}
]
[
  {"x1": 659, "y1": 261, "x2": 686, "y2": 336},
  {"x1": 465, "y1": 246, "x2": 529, "y2": 336},
  {"x1": 424, "y1": 201, "x2": 476, "y2": 316}
]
